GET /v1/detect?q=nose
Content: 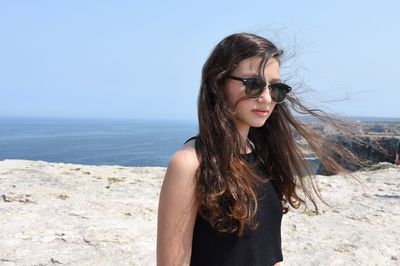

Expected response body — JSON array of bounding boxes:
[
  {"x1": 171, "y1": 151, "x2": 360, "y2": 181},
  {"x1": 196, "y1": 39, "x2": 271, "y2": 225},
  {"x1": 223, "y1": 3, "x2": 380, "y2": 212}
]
[{"x1": 256, "y1": 87, "x2": 273, "y2": 103}]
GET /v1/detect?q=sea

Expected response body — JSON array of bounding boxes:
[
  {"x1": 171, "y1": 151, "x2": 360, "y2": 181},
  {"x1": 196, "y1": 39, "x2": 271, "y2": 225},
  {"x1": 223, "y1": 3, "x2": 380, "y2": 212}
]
[
  {"x1": 0, "y1": 117, "x2": 197, "y2": 167},
  {"x1": 1, "y1": 116, "x2": 397, "y2": 170}
]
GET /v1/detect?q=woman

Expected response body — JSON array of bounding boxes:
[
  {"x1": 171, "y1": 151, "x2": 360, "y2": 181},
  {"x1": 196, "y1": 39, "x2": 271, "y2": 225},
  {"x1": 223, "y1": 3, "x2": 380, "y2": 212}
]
[{"x1": 157, "y1": 33, "x2": 355, "y2": 266}]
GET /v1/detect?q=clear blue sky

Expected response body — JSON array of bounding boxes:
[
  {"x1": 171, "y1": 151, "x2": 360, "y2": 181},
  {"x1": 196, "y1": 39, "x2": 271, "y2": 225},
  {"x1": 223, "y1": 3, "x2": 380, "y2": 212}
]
[{"x1": 1, "y1": 0, "x2": 399, "y2": 120}]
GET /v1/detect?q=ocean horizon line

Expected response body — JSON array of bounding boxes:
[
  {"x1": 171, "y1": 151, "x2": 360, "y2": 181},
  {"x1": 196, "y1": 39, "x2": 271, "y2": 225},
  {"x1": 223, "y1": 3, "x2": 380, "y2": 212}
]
[
  {"x1": 1, "y1": 115, "x2": 400, "y2": 123},
  {"x1": 0, "y1": 115, "x2": 397, "y2": 169}
]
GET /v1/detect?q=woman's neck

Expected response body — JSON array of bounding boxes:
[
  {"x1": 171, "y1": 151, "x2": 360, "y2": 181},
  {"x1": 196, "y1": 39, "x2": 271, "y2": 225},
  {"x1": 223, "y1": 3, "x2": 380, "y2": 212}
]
[{"x1": 235, "y1": 123, "x2": 251, "y2": 154}]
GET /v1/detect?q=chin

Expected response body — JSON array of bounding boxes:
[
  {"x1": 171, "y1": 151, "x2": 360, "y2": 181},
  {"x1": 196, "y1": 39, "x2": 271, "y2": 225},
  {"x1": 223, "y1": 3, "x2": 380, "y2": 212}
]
[{"x1": 249, "y1": 119, "x2": 268, "y2": 128}]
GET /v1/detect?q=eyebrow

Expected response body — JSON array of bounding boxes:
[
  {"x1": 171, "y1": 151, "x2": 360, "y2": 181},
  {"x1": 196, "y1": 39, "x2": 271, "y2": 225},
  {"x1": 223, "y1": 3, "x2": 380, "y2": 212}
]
[
  {"x1": 236, "y1": 73, "x2": 282, "y2": 83},
  {"x1": 268, "y1": 78, "x2": 282, "y2": 84},
  {"x1": 239, "y1": 72, "x2": 258, "y2": 78}
]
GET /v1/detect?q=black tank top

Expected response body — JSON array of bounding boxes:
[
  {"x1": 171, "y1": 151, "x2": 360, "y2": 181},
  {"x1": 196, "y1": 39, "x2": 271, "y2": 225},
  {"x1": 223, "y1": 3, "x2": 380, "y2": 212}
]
[{"x1": 185, "y1": 137, "x2": 284, "y2": 266}]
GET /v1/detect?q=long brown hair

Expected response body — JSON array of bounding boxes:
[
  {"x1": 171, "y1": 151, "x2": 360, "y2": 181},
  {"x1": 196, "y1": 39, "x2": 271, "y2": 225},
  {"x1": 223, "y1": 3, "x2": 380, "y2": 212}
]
[{"x1": 194, "y1": 32, "x2": 361, "y2": 237}]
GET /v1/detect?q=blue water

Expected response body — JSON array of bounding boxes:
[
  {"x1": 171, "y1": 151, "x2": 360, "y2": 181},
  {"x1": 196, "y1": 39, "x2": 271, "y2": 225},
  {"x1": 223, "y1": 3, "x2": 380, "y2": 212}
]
[
  {"x1": 0, "y1": 117, "x2": 324, "y2": 171},
  {"x1": 0, "y1": 117, "x2": 198, "y2": 167}
]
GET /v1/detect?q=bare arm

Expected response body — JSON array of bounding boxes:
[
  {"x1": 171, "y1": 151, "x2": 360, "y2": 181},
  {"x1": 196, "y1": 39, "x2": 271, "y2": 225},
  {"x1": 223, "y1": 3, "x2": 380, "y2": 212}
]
[
  {"x1": 157, "y1": 146, "x2": 199, "y2": 266},
  {"x1": 396, "y1": 142, "x2": 400, "y2": 165}
]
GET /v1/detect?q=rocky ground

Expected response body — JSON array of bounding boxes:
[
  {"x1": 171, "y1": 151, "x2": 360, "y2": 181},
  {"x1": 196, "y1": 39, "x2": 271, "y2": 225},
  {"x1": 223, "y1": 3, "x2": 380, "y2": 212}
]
[{"x1": 0, "y1": 159, "x2": 399, "y2": 265}]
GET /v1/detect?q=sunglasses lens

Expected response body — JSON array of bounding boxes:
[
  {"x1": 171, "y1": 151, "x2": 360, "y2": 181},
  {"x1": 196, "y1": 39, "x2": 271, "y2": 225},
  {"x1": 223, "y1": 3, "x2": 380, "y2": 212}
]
[
  {"x1": 244, "y1": 79, "x2": 266, "y2": 98},
  {"x1": 269, "y1": 83, "x2": 291, "y2": 102}
]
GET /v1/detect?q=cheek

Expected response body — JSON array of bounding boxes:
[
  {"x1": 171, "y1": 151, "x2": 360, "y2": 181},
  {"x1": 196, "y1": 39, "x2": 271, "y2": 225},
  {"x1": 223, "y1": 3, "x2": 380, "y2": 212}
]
[
  {"x1": 225, "y1": 80, "x2": 246, "y2": 107},
  {"x1": 234, "y1": 99, "x2": 253, "y2": 114},
  {"x1": 226, "y1": 89, "x2": 245, "y2": 109},
  {"x1": 270, "y1": 102, "x2": 277, "y2": 112}
]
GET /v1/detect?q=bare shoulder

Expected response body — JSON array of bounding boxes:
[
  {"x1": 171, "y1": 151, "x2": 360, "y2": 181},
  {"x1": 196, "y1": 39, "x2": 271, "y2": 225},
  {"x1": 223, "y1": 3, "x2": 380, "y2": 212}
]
[
  {"x1": 165, "y1": 138, "x2": 199, "y2": 176},
  {"x1": 173, "y1": 138, "x2": 199, "y2": 169},
  {"x1": 161, "y1": 139, "x2": 199, "y2": 193},
  {"x1": 157, "y1": 138, "x2": 200, "y2": 265},
  {"x1": 162, "y1": 137, "x2": 199, "y2": 201}
]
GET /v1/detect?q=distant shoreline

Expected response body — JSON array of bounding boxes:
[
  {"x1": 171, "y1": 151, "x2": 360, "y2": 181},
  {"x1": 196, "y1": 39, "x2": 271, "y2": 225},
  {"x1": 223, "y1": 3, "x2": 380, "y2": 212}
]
[
  {"x1": 0, "y1": 117, "x2": 398, "y2": 168},
  {"x1": 1, "y1": 115, "x2": 400, "y2": 123}
]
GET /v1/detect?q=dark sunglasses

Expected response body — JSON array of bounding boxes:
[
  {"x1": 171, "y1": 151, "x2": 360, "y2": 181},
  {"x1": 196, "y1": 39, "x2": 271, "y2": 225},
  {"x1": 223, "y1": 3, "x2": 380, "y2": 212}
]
[{"x1": 228, "y1": 75, "x2": 292, "y2": 103}]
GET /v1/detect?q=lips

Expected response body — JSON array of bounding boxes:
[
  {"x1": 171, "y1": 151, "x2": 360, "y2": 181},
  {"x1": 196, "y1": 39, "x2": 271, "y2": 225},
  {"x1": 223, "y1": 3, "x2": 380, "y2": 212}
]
[{"x1": 252, "y1": 109, "x2": 269, "y2": 116}]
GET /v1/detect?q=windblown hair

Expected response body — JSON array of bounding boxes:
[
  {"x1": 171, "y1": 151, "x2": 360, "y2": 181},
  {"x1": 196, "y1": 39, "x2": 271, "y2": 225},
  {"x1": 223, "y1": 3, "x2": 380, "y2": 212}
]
[{"x1": 194, "y1": 32, "x2": 362, "y2": 237}]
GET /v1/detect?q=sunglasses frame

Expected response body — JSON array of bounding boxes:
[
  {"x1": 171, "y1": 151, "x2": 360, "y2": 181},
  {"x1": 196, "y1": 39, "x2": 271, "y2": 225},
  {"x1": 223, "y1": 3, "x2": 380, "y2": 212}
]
[{"x1": 227, "y1": 75, "x2": 292, "y2": 103}]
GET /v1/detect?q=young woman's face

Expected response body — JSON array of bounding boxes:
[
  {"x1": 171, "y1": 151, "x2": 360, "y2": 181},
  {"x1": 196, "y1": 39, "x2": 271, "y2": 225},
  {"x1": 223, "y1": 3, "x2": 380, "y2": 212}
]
[{"x1": 225, "y1": 56, "x2": 280, "y2": 131}]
